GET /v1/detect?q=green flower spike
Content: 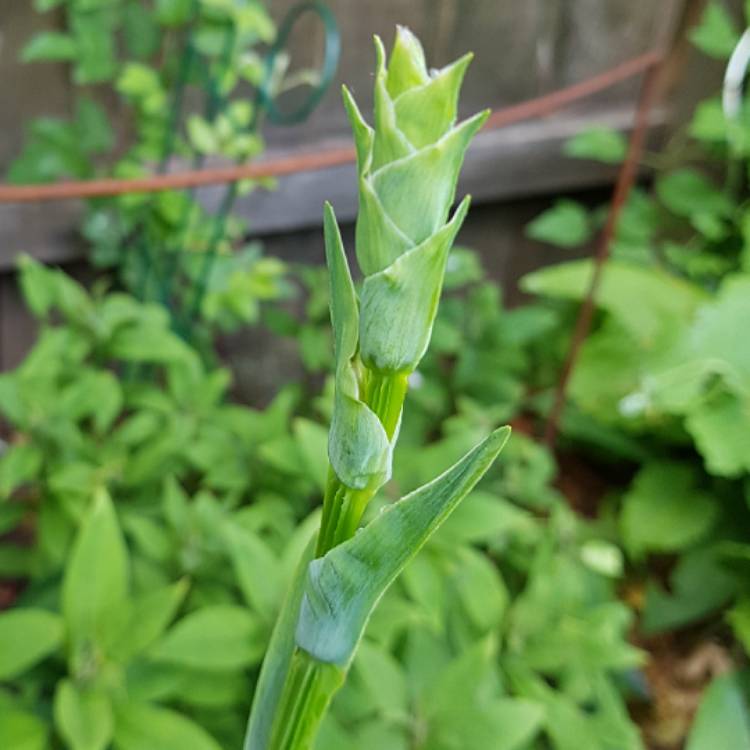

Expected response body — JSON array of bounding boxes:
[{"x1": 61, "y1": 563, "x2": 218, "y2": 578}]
[
  {"x1": 319, "y1": 28, "x2": 489, "y2": 552},
  {"x1": 244, "y1": 30, "x2": 507, "y2": 750}
]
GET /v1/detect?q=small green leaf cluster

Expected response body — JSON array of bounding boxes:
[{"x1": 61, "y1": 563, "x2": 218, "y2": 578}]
[
  {"x1": 520, "y1": 4, "x2": 750, "y2": 743},
  {"x1": 0, "y1": 259, "x2": 331, "y2": 749},
  {"x1": 12, "y1": 0, "x2": 286, "y2": 343},
  {"x1": 0, "y1": 254, "x2": 645, "y2": 749}
]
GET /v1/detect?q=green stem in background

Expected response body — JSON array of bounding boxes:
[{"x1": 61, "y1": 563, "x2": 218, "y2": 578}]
[{"x1": 315, "y1": 369, "x2": 408, "y2": 557}]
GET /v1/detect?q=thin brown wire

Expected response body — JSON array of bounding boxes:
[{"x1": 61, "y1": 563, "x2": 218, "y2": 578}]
[
  {"x1": 0, "y1": 50, "x2": 662, "y2": 205},
  {"x1": 542, "y1": 59, "x2": 665, "y2": 448}
]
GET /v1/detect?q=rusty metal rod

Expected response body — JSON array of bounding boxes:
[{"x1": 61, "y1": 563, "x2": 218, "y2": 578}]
[
  {"x1": 0, "y1": 51, "x2": 662, "y2": 205},
  {"x1": 543, "y1": 59, "x2": 665, "y2": 448}
]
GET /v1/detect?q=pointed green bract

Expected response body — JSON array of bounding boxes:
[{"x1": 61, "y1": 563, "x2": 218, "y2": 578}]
[
  {"x1": 324, "y1": 203, "x2": 391, "y2": 490},
  {"x1": 395, "y1": 53, "x2": 473, "y2": 147},
  {"x1": 296, "y1": 427, "x2": 511, "y2": 666},
  {"x1": 385, "y1": 27, "x2": 429, "y2": 97},
  {"x1": 359, "y1": 197, "x2": 470, "y2": 373},
  {"x1": 372, "y1": 111, "x2": 487, "y2": 246},
  {"x1": 350, "y1": 28, "x2": 486, "y2": 313}
]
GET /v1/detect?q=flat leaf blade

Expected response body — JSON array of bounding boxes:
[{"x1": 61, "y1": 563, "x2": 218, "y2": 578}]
[
  {"x1": 0, "y1": 608, "x2": 64, "y2": 679},
  {"x1": 296, "y1": 426, "x2": 510, "y2": 666},
  {"x1": 62, "y1": 488, "x2": 129, "y2": 653}
]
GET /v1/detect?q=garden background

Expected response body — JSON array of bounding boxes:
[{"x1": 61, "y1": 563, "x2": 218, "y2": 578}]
[{"x1": 1, "y1": 0, "x2": 749, "y2": 748}]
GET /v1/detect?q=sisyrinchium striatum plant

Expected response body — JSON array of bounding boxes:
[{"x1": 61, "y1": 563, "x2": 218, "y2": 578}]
[{"x1": 244, "y1": 27, "x2": 510, "y2": 749}]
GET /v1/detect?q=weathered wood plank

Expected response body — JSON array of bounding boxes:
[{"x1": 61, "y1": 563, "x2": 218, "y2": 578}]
[
  {"x1": 0, "y1": 102, "x2": 667, "y2": 269},
  {"x1": 0, "y1": 0, "x2": 71, "y2": 167}
]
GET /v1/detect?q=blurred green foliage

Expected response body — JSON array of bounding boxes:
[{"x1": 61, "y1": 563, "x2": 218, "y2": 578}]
[
  {"x1": 3, "y1": 0, "x2": 750, "y2": 747},
  {"x1": 10, "y1": 0, "x2": 289, "y2": 351}
]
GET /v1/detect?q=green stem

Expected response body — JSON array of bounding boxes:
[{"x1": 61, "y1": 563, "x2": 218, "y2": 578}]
[
  {"x1": 315, "y1": 369, "x2": 408, "y2": 557},
  {"x1": 270, "y1": 369, "x2": 409, "y2": 747},
  {"x1": 268, "y1": 651, "x2": 344, "y2": 750}
]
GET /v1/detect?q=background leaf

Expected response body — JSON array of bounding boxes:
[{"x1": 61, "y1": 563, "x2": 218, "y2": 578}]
[
  {"x1": 526, "y1": 200, "x2": 592, "y2": 248},
  {"x1": 54, "y1": 680, "x2": 113, "y2": 750},
  {"x1": 62, "y1": 489, "x2": 130, "y2": 653},
  {"x1": 686, "y1": 673, "x2": 750, "y2": 749},
  {"x1": 150, "y1": 605, "x2": 265, "y2": 670},
  {"x1": 0, "y1": 609, "x2": 64, "y2": 679}
]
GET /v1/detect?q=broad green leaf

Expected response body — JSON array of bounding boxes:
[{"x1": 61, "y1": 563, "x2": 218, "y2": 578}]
[
  {"x1": 521, "y1": 259, "x2": 706, "y2": 345},
  {"x1": 434, "y1": 490, "x2": 538, "y2": 545},
  {"x1": 656, "y1": 169, "x2": 732, "y2": 218},
  {"x1": 111, "y1": 580, "x2": 189, "y2": 661},
  {"x1": 0, "y1": 443, "x2": 43, "y2": 498},
  {"x1": 354, "y1": 722, "x2": 409, "y2": 750},
  {"x1": 117, "y1": 63, "x2": 163, "y2": 100},
  {"x1": 564, "y1": 127, "x2": 627, "y2": 164},
  {"x1": 244, "y1": 540, "x2": 315, "y2": 750},
  {"x1": 62, "y1": 488, "x2": 130, "y2": 653},
  {"x1": 0, "y1": 545, "x2": 34, "y2": 577},
  {"x1": 224, "y1": 521, "x2": 283, "y2": 616},
  {"x1": 402, "y1": 551, "x2": 445, "y2": 629},
  {"x1": 620, "y1": 462, "x2": 717, "y2": 556},
  {"x1": 0, "y1": 708, "x2": 48, "y2": 750},
  {"x1": 187, "y1": 116, "x2": 219, "y2": 155},
  {"x1": 452, "y1": 546, "x2": 508, "y2": 631},
  {"x1": 123, "y1": 0, "x2": 160, "y2": 59},
  {"x1": 71, "y1": 12, "x2": 118, "y2": 84},
  {"x1": 108, "y1": 322, "x2": 191, "y2": 363},
  {"x1": 643, "y1": 546, "x2": 738, "y2": 634},
  {"x1": 21, "y1": 32, "x2": 77, "y2": 62},
  {"x1": 580, "y1": 540, "x2": 624, "y2": 578},
  {"x1": 353, "y1": 640, "x2": 408, "y2": 717},
  {"x1": 690, "y1": 97, "x2": 728, "y2": 142},
  {"x1": 0, "y1": 608, "x2": 64, "y2": 679},
  {"x1": 424, "y1": 636, "x2": 499, "y2": 719},
  {"x1": 526, "y1": 200, "x2": 592, "y2": 248},
  {"x1": 76, "y1": 97, "x2": 114, "y2": 155},
  {"x1": 296, "y1": 426, "x2": 510, "y2": 665},
  {"x1": 686, "y1": 673, "x2": 750, "y2": 749},
  {"x1": 167, "y1": 668, "x2": 247, "y2": 709},
  {"x1": 686, "y1": 390, "x2": 750, "y2": 477},
  {"x1": 150, "y1": 605, "x2": 265, "y2": 670},
  {"x1": 292, "y1": 418, "x2": 329, "y2": 494},
  {"x1": 431, "y1": 698, "x2": 544, "y2": 750},
  {"x1": 689, "y1": 274, "x2": 750, "y2": 382},
  {"x1": 114, "y1": 702, "x2": 221, "y2": 750},
  {"x1": 162, "y1": 476, "x2": 189, "y2": 531},
  {"x1": 689, "y1": 2, "x2": 740, "y2": 59},
  {"x1": 0, "y1": 503, "x2": 26, "y2": 535},
  {"x1": 156, "y1": 0, "x2": 194, "y2": 25},
  {"x1": 54, "y1": 680, "x2": 113, "y2": 750}
]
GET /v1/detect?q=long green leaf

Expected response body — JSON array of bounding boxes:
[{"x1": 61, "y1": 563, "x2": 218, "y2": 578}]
[{"x1": 296, "y1": 426, "x2": 510, "y2": 666}]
